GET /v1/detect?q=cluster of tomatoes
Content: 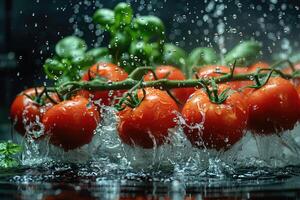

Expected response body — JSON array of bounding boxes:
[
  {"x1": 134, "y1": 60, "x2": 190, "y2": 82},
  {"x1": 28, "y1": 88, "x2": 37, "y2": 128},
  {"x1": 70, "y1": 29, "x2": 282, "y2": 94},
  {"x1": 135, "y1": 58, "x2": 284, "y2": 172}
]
[{"x1": 10, "y1": 61, "x2": 300, "y2": 151}]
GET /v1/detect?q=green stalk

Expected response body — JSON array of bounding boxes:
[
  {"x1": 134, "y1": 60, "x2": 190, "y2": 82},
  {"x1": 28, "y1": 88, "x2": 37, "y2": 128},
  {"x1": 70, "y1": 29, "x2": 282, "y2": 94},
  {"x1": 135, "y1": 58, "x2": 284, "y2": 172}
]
[{"x1": 46, "y1": 67, "x2": 297, "y2": 96}]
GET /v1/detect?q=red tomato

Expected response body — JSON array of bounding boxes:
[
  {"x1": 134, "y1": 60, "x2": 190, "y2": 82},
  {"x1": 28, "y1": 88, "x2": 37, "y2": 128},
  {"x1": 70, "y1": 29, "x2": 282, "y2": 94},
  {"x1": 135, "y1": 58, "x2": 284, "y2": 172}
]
[
  {"x1": 247, "y1": 61, "x2": 270, "y2": 73},
  {"x1": 195, "y1": 65, "x2": 248, "y2": 92},
  {"x1": 195, "y1": 65, "x2": 230, "y2": 78},
  {"x1": 181, "y1": 85, "x2": 248, "y2": 150},
  {"x1": 234, "y1": 67, "x2": 248, "y2": 74},
  {"x1": 78, "y1": 63, "x2": 128, "y2": 105},
  {"x1": 282, "y1": 62, "x2": 300, "y2": 75},
  {"x1": 10, "y1": 87, "x2": 57, "y2": 137},
  {"x1": 43, "y1": 97, "x2": 100, "y2": 151},
  {"x1": 248, "y1": 77, "x2": 300, "y2": 134},
  {"x1": 233, "y1": 67, "x2": 254, "y2": 95},
  {"x1": 117, "y1": 88, "x2": 179, "y2": 149},
  {"x1": 144, "y1": 65, "x2": 195, "y2": 105},
  {"x1": 282, "y1": 62, "x2": 300, "y2": 86}
]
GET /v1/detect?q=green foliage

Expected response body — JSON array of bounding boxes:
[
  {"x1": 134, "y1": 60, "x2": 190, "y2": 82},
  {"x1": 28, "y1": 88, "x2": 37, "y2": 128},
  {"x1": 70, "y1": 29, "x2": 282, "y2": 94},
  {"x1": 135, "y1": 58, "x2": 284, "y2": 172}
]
[
  {"x1": 55, "y1": 36, "x2": 87, "y2": 58},
  {"x1": 43, "y1": 2, "x2": 264, "y2": 85},
  {"x1": 132, "y1": 16, "x2": 165, "y2": 41},
  {"x1": 0, "y1": 141, "x2": 22, "y2": 168},
  {"x1": 44, "y1": 36, "x2": 110, "y2": 85},
  {"x1": 290, "y1": 52, "x2": 300, "y2": 64},
  {"x1": 162, "y1": 43, "x2": 187, "y2": 72},
  {"x1": 93, "y1": 8, "x2": 115, "y2": 30},
  {"x1": 86, "y1": 48, "x2": 112, "y2": 63},
  {"x1": 188, "y1": 47, "x2": 219, "y2": 67},
  {"x1": 114, "y1": 3, "x2": 133, "y2": 27},
  {"x1": 93, "y1": 3, "x2": 166, "y2": 73},
  {"x1": 224, "y1": 40, "x2": 262, "y2": 67}
]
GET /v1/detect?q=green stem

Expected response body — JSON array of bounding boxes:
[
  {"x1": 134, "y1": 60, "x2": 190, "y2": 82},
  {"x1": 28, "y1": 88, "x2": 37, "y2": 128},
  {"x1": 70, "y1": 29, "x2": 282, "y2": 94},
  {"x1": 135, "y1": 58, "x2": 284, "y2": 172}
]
[{"x1": 46, "y1": 67, "x2": 297, "y2": 96}]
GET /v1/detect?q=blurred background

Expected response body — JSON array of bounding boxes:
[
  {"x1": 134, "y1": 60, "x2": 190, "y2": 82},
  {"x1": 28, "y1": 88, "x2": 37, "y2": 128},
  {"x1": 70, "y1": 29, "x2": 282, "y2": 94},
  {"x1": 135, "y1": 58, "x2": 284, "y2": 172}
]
[{"x1": 0, "y1": 0, "x2": 299, "y2": 139}]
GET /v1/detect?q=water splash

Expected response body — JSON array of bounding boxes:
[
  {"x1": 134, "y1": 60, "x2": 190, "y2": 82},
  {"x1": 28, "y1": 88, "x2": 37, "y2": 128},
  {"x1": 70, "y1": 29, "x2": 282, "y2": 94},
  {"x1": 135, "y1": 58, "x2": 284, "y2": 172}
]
[{"x1": 14, "y1": 104, "x2": 300, "y2": 181}]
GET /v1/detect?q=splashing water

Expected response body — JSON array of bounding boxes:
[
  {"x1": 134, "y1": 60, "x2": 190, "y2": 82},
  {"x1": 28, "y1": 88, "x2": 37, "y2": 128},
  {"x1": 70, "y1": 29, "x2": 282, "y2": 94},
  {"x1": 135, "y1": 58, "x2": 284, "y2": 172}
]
[{"x1": 13, "y1": 104, "x2": 300, "y2": 183}]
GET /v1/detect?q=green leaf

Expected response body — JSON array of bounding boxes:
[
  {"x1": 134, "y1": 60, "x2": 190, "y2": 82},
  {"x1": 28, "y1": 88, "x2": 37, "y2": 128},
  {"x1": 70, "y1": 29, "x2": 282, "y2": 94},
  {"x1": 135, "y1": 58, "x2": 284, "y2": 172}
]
[
  {"x1": 109, "y1": 31, "x2": 131, "y2": 57},
  {"x1": 86, "y1": 48, "x2": 112, "y2": 63},
  {"x1": 290, "y1": 52, "x2": 300, "y2": 64},
  {"x1": 188, "y1": 47, "x2": 219, "y2": 67},
  {"x1": 71, "y1": 53, "x2": 94, "y2": 69},
  {"x1": 55, "y1": 75, "x2": 73, "y2": 86},
  {"x1": 119, "y1": 53, "x2": 134, "y2": 73},
  {"x1": 114, "y1": 3, "x2": 133, "y2": 27},
  {"x1": 163, "y1": 43, "x2": 187, "y2": 71},
  {"x1": 55, "y1": 36, "x2": 87, "y2": 58},
  {"x1": 0, "y1": 156, "x2": 19, "y2": 168},
  {"x1": 93, "y1": 8, "x2": 115, "y2": 30},
  {"x1": 133, "y1": 16, "x2": 165, "y2": 41},
  {"x1": 129, "y1": 41, "x2": 152, "y2": 66},
  {"x1": 0, "y1": 141, "x2": 21, "y2": 155},
  {"x1": 43, "y1": 58, "x2": 65, "y2": 80},
  {"x1": 224, "y1": 40, "x2": 262, "y2": 67}
]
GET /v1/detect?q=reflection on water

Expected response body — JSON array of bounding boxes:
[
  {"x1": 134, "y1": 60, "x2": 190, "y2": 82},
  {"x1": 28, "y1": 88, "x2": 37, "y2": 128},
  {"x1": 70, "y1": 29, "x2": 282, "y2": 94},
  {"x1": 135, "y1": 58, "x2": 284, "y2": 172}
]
[
  {"x1": 1, "y1": 179, "x2": 300, "y2": 200},
  {"x1": 0, "y1": 161, "x2": 300, "y2": 200}
]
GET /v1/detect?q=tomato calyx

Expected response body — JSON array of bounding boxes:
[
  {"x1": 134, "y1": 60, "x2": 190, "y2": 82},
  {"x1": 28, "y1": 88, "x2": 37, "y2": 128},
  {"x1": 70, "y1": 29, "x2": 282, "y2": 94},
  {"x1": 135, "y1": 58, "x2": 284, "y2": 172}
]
[
  {"x1": 199, "y1": 79, "x2": 233, "y2": 104},
  {"x1": 115, "y1": 80, "x2": 146, "y2": 111},
  {"x1": 24, "y1": 87, "x2": 60, "y2": 106}
]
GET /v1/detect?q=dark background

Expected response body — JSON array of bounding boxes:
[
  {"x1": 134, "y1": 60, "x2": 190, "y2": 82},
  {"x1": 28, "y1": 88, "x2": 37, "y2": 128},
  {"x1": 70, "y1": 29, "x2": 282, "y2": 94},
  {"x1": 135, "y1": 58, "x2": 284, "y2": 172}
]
[{"x1": 0, "y1": 0, "x2": 299, "y2": 132}]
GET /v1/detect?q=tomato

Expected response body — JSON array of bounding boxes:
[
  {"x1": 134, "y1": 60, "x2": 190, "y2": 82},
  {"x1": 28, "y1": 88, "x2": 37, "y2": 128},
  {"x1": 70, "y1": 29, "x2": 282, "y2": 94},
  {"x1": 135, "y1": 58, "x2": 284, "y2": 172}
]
[
  {"x1": 144, "y1": 65, "x2": 195, "y2": 105},
  {"x1": 282, "y1": 62, "x2": 300, "y2": 86},
  {"x1": 117, "y1": 88, "x2": 179, "y2": 149},
  {"x1": 283, "y1": 62, "x2": 300, "y2": 74},
  {"x1": 234, "y1": 67, "x2": 248, "y2": 74},
  {"x1": 10, "y1": 87, "x2": 57, "y2": 137},
  {"x1": 247, "y1": 61, "x2": 270, "y2": 73},
  {"x1": 182, "y1": 85, "x2": 248, "y2": 150},
  {"x1": 195, "y1": 65, "x2": 248, "y2": 91},
  {"x1": 43, "y1": 97, "x2": 100, "y2": 151},
  {"x1": 78, "y1": 63, "x2": 128, "y2": 105},
  {"x1": 195, "y1": 65, "x2": 230, "y2": 78},
  {"x1": 247, "y1": 77, "x2": 300, "y2": 134}
]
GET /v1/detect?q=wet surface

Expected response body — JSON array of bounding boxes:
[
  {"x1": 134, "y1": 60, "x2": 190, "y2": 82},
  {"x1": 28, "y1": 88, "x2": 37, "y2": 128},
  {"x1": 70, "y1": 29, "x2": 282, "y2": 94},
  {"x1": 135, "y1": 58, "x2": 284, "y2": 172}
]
[
  {"x1": 1, "y1": 163, "x2": 300, "y2": 200},
  {"x1": 3, "y1": 109, "x2": 300, "y2": 199}
]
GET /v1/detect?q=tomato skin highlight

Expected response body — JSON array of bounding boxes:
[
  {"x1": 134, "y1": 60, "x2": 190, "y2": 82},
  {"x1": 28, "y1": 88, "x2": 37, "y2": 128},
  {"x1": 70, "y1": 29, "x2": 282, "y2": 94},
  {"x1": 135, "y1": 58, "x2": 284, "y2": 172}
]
[
  {"x1": 117, "y1": 88, "x2": 179, "y2": 149},
  {"x1": 247, "y1": 61, "x2": 270, "y2": 73},
  {"x1": 195, "y1": 65, "x2": 247, "y2": 91},
  {"x1": 181, "y1": 85, "x2": 248, "y2": 150},
  {"x1": 78, "y1": 62, "x2": 128, "y2": 105},
  {"x1": 248, "y1": 77, "x2": 300, "y2": 135},
  {"x1": 195, "y1": 65, "x2": 230, "y2": 78},
  {"x1": 144, "y1": 65, "x2": 194, "y2": 105},
  {"x1": 43, "y1": 97, "x2": 100, "y2": 151},
  {"x1": 10, "y1": 87, "x2": 56, "y2": 137}
]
